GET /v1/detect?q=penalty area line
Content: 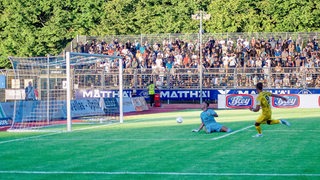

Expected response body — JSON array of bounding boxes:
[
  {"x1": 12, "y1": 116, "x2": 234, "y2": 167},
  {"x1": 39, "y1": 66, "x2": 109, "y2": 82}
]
[
  {"x1": 212, "y1": 125, "x2": 254, "y2": 140},
  {"x1": 0, "y1": 171, "x2": 319, "y2": 177},
  {"x1": 0, "y1": 132, "x2": 62, "y2": 145},
  {"x1": 0, "y1": 123, "x2": 120, "y2": 145}
]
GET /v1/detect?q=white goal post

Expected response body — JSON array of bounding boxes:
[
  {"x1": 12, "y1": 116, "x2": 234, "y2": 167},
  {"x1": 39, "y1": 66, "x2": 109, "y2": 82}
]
[
  {"x1": 8, "y1": 52, "x2": 123, "y2": 132},
  {"x1": 66, "y1": 52, "x2": 124, "y2": 131}
]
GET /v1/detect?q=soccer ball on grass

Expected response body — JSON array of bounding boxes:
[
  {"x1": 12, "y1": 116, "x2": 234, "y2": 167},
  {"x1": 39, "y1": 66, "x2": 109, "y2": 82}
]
[{"x1": 176, "y1": 116, "x2": 183, "y2": 123}]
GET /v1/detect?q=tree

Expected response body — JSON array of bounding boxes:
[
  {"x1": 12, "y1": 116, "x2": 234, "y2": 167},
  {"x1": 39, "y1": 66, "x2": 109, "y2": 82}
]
[
  {"x1": 0, "y1": 0, "x2": 105, "y2": 68},
  {"x1": 0, "y1": 0, "x2": 319, "y2": 68}
]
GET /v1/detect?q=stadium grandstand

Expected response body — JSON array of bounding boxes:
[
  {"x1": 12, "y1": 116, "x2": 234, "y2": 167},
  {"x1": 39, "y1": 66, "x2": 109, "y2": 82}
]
[
  {"x1": 1, "y1": 32, "x2": 320, "y2": 103},
  {"x1": 69, "y1": 33, "x2": 320, "y2": 90}
]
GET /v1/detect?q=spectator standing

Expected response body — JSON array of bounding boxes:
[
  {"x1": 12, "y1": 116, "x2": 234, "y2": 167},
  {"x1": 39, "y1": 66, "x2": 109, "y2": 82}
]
[
  {"x1": 288, "y1": 42, "x2": 295, "y2": 56},
  {"x1": 131, "y1": 57, "x2": 139, "y2": 69},
  {"x1": 274, "y1": 76, "x2": 283, "y2": 88},
  {"x1": 295, "y1": 55, "x2": 302, "y2": 68},
  {"x1": 25, "y1": 81, "x2": 36, "y2": 101},
  {"x1": 255, "y1": 39, "x2": 261, "y2": 57},
  {"x1": 283, "y1": 74, "x2": 290, "y2": 87},
  {"x1": 281, "y1": 50, "x2": 289, "y2": 65},
  {"x1": 183, "y1": 53, "x2": 191, "y2": 68},
  {"x1": 314, "y1": 75, "x2": 320, "y2": 87},
  {"x1": 166, "y1": 59, "x2": 173, "y2": 72}
]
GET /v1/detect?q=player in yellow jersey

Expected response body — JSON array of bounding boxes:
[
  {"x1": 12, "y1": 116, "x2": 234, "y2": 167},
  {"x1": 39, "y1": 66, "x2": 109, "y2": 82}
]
[{"x1": 249, "y1": 82, "x2": 290, "y2": 137}]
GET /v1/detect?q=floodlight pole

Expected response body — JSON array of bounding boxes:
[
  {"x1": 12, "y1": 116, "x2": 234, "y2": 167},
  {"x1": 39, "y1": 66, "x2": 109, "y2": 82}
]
[
  {"x1": 119, "y1": 58, "x2": 123, "y2": 123},
  {"x1": 66, "y1": 52, "x2": 71, "y2": 132},
  {"x1": 192, "y1": 11, "x2": 210, "y2": 104}
]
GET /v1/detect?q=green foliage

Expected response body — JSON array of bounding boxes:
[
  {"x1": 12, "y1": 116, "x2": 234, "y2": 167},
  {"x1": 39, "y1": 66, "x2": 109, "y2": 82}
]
[
  {"x1": 96, "y1": 0, "x2": 200, "y2": 34},
  {"x1": 0, "y1": 0, "x2": 319, "y2": 68},
  {"x1": 0, "y1": 0, "x2": 105, "y2": 68}
]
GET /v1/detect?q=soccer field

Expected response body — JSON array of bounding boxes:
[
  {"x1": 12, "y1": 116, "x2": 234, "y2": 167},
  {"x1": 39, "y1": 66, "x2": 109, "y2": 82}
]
[{"x1": 0, "y1": 108, "x2": 319, "y2": 180}]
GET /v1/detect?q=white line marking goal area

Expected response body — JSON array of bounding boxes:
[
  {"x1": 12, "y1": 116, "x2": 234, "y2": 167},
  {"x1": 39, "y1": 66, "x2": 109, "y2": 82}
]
[
  {"x1": 212, "y1": 125, "x2": 254, "y2": 140},
  {"x1": 0, "y1": 171, "x2": 319, "y2": 177}
]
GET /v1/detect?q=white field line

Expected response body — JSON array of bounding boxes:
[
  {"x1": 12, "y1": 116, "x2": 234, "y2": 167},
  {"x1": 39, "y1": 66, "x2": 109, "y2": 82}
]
[
  {"x1": 72, "y1": 122, "x2": 121, "y2": 131},
  {"x1": 0, "y1": 123, "x2": 119, "y2": 145},
  {"x1": 8, "y1": 138, "x2": 210, "y2": 141},
  {"x1": 0, "y1": 132, "x2": 62, "y2": 145},
  {"x1": 16, "y1": 127, "x2": 320, "y2": 142},
  {"x1": 212, "y1": 125, "x2": 254, "y2": 140},
  {"x1": 247, "y1": 129, "x2": 320, "y2": 132},
  {"x1": 0, "y1": 171, "x2": 319, "y2": 177},
  {"x1": 1, "y1": 123, "x2": 317, "y2": 144}
]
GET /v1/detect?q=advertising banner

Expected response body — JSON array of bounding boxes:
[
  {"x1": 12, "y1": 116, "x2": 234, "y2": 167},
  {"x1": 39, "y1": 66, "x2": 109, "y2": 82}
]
[
  {"x1": 132, "y1": 97, "x2": 148, "y2": 111},
  {"x1": 272, "y1": 95, "x2": 300, "y2": 108},
  {"x1": 69, "y1": 98, "x2": 105, "y2": 118},
  {"x1": 0, "y1": 104, "x2": 10, "y2": 126},
  {"x1": 0, "y1": 98, "x2": 122, "y2": 123},
  {"x1": 75, "y1": 88, "x2": 320, "y2": 102},
  {"x1": 102, "y1": 98, "x2": 119, "y2": 114},
  {"x1": 0, "y1": 75, "x2": 5, "y2": 89},
  {"x1": 225, "y1": 94, "x2": 254, "y2": 109},
  {"x1": 122, "y1": 97, "x2": 136, "y2": 113},
  {"x1": 5, "y1": 89, "x2": 25, "y2": 100},
  {"x1": 218, "y1": 94, "x2": 319, "y2": 109}
]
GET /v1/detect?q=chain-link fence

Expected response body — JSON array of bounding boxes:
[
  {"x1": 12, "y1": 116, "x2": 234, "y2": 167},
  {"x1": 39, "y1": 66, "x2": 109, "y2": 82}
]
[{"x1": 2, "y1": 66, "x2": 319, "y2": 91}]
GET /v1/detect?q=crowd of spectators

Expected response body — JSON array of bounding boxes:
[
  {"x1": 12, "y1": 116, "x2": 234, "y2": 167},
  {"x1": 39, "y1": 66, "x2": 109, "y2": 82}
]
[{"x1": 75, "y1": 35, "x2": 320, "y2": 88}]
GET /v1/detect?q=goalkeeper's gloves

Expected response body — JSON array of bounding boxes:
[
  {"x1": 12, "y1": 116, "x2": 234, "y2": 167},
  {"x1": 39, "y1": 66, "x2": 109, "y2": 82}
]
[{"x1": 192, "y1": 129, "x2": 199, "y2": 132}]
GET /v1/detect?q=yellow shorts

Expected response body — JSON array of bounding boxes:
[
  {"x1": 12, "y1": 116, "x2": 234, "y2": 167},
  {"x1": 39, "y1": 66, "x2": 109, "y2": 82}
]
[{"x1": 256, "y1": 113, "x2": 271, "y2": 124}]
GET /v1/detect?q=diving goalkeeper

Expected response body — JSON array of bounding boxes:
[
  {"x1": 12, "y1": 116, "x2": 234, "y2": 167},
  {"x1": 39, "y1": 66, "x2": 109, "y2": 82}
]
[{"x1": 192, "y1": 101, "x2": 231, "y2": 133}]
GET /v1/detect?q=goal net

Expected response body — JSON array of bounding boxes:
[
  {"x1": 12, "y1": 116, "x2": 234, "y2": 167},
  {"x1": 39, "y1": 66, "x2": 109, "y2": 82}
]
[{"x1": 8, "y1": 52, "x2": 123, "y2": 132}]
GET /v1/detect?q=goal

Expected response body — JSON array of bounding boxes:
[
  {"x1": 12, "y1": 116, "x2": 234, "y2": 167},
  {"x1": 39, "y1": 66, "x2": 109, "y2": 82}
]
[{"x1": 8, "y1": 52, "x2": 123, "y2": 132}]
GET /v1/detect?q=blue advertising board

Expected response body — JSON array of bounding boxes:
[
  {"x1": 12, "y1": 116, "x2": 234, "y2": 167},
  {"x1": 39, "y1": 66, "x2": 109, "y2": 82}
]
[
  {"x1": 0, "y1": 75, "x2": 5, "y2": 89},
  {"x1": 68, "y1": 98, "x2": 106, "y2": 118},
  {"x1": 75, "y1": 88, "x2": 320, "y2": 101},
  {"x1": 0, "y1": 98, "x2": 119, "y2": 126}
]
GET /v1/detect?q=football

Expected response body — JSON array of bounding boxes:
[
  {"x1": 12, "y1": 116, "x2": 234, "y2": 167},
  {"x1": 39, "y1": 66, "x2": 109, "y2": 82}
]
[{"x1": 176, "y1": 116, "x2": 183, "y2": 123}]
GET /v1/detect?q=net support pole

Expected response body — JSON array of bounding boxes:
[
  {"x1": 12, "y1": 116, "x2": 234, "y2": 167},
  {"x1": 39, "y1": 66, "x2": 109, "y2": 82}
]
[
  {"x1": 119, "y1": 58, "x2": 123, "y2": 123},
  {"x1": 66, "y1": 52, "x2": 72, "y2": 131}
]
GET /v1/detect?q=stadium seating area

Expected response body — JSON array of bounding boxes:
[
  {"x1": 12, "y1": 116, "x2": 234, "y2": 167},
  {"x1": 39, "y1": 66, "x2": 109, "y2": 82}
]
[
  {"x1": 2, "y1": 34, "x2": 320, "y2": 92},
  {"x1": 74, "y1": 35, "x2": 320, "y2": 88}
]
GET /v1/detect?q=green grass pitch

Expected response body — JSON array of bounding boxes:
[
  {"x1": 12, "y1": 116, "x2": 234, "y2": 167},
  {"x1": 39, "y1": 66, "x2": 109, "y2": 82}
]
[{"x1": 0, "y1": 108, "x2": 319, "y2": 180}]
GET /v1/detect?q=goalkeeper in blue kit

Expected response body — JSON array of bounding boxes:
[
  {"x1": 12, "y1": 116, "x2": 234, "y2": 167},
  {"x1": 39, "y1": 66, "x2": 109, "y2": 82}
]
[{"x1": 192, "y1": 101, "x2": 231, "y2": 133}]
